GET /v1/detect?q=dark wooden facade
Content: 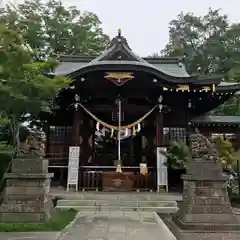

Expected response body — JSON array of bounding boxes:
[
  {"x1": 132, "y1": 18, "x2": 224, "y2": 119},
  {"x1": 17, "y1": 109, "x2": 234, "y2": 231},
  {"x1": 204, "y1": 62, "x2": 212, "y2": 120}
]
[{"x1": 43, "y1": 30, "x2": 240, "y2": 191}]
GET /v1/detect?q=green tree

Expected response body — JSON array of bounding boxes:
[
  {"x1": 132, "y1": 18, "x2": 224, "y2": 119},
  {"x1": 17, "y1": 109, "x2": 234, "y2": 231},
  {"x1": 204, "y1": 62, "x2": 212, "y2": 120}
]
[
  {"x1": 0, "y1": 0, "x2": 110, "y2": 59},
  {"x1": 213, "y1": 136, "x2": 236, "y2": 171},
  {"x1": 0, "y1": 24, "x2": 69, "y2": 154},
  {"x1": 160, "y1": 8, "x2": 240, "y2": 115},
  {"x1": 165, "y1": 141, "x2": 191, "y2": 169}
]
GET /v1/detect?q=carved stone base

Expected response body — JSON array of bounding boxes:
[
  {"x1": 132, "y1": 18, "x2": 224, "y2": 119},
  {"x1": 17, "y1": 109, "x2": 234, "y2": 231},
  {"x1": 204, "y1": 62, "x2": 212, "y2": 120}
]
[
  {"x1": 0, "y1": 157, "x2": 53, "y2": 222},
  {"x1": 163, "y1": 215, "x2": 240, "y2": 240},
  {"x1": 175, "y1": 159, "x2": 240, "y2": 229},
  {"x1": 166, "y1": 132, "x2": 240, "y2": 239}
]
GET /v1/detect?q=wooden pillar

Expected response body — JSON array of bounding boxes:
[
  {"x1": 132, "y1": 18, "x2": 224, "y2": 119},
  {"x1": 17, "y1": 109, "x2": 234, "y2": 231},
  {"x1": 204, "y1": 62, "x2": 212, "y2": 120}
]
[
  {"x1": 155, "y1": 110, "x2": 166, "y2": 192},
  {"x1": 72, "y1": 109, "x2": 81, "y2": 146},
  {"x1": 156, "y1": 111, "x2": 163, "y2": 147},
  {"x1": 66, "y1": 109, "x2": 81, "y2": 188},
  {"x1": 129, "y1": 136, "x2": 133, "y2": 165}
]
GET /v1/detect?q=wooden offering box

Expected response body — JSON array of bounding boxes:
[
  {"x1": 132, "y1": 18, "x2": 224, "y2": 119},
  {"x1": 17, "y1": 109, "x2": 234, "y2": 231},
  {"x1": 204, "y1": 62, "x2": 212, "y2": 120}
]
[{"x1": 102, "y1": 172, "x2": 135, "y2": 192}]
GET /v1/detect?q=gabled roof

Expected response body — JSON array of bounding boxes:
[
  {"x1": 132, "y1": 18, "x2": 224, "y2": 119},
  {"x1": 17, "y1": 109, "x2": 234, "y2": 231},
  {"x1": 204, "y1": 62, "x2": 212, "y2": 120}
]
[
  {"x1": 53, "y1": 55, "x2": 190, "y2": 78},
  {"x1": 50, "y1": 29, "x2": 196, "y2": 82},
  {"x1": 49, "y1": 29, "x2": 240, "y2": 91}
]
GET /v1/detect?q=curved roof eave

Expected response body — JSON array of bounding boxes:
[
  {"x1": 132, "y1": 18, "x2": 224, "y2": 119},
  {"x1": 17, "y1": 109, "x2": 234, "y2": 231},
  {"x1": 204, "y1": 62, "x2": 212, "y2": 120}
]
[
  {"x1": 216, "y1": 82, "x2": 240, "y2": 92},
  {"x1": 65, "y1": 60, "x2": 200, "y2": 84}
]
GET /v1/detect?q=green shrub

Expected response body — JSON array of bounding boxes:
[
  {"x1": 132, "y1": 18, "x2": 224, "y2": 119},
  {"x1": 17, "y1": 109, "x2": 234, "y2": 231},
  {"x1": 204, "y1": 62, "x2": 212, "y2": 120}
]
[
  {"x1": 165, "y1": 141, "x2": 191, "y2": 169},
  {"x1": 0, "y1": 209, "x2": 77, "y2": 232},
  {"x1": 213, "y1": 137, "x2": 236, "y2": 171}
]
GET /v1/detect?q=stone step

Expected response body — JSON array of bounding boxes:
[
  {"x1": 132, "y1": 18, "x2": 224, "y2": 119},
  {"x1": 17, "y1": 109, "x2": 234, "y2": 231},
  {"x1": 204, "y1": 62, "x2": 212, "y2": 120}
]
[
  {"x1": 57, "y1": 199, "x2": 178, "y2": 208},
  {"x1": 52, "y1": 192, "x2": 182, "y2": 202},
  {"x1": 56, "y1": 204, "x2": 178, "y2": 213},
  {"x1": 56, "y1": 199, "x2": 178, "y2": 213}
]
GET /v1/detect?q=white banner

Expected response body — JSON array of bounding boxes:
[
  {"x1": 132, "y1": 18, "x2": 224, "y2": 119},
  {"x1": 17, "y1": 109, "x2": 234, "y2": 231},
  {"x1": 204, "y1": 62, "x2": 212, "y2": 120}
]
[
  {"x1": 157, "y1": 147, "x2": 168, "y2": 191},
  {"x1": 67, "y1": 146, "x2": 80, "y2": 191}
]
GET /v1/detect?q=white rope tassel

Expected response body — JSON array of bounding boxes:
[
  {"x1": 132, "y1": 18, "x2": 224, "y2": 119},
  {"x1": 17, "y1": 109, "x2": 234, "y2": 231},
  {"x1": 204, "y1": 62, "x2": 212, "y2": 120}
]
[
  {"x1": 124, "y1": 128, "x2": 129, "y2": 137},
  {"x1": 96, "y1": 122, "x2": 100, "y2": 131},
  {"x1": 137, "y1": 123, "x2": 141, "y2": 132}
]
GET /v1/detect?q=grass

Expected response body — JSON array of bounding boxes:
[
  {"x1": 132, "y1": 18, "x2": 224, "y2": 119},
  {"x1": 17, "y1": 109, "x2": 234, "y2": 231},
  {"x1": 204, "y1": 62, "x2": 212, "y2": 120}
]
[{"x1": 0, "y1": 209, "x2": 77, "y2": 232}]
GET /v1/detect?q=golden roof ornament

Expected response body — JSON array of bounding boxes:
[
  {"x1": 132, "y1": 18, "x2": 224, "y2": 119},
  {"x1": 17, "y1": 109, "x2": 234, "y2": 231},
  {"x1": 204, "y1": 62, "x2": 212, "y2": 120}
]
[{"x1": 117, "y1": 28, "x2": 121, "y2": 37}]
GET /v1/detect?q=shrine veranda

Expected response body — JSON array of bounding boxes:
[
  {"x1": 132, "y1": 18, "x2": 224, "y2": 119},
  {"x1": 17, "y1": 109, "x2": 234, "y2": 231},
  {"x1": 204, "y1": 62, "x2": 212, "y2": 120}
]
[{"x1": 42, "y1": 30, "x2": 240, "y2": 192}]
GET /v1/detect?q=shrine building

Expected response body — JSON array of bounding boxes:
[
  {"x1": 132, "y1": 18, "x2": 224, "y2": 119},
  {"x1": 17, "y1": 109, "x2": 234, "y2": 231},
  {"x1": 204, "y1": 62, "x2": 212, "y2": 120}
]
[{"x1": 43, "y1": 30, "x2": 240, "y2": 192}]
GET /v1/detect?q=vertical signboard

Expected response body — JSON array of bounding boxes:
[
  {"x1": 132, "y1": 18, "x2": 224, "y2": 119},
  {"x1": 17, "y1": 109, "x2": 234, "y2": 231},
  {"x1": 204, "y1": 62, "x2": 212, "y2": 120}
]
[
  {"x1": 67, "y1": 146, "x2": 80, "y2": 192},
  {"x1": 156, "y1": 147, "x2": 168, "y2": 192}
]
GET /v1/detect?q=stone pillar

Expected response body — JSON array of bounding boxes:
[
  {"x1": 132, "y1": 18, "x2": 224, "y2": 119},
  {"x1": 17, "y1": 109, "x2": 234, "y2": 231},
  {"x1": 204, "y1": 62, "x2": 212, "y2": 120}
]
[
  {"x1": 167, "y1": 133, "x2": 240, "y2": 240},
  {"x1": 0, "y1": 131, "x2": 53, "y2": 222},
  {"x1": 0, "y1": 157, "x2": 53, "y2": 222}
]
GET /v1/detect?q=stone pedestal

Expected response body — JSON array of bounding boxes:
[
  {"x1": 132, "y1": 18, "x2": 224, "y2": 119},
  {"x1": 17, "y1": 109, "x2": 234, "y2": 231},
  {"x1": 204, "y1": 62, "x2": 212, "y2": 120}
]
[
  {"x1": 174, "y1": 158, "x2": 240, "y2": 229},
  {"x1": 164, "y1": 157, "x2": 240, "y2": 240},
  {"x1": 0, "y1": 157, "x2": 53, "y2": 222},
  {"x1": 162, "y1": 133, "x2": 240, "y2": 239}
]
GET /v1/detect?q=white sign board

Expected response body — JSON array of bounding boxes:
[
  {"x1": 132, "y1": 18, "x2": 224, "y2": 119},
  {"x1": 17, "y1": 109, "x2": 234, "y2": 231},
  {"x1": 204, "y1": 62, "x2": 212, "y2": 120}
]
[
  {"x1": 67, "y1": 146, "x2": 80, "y2": 192},
  {"x1": 156, "y1": 147, "x2": 168, "y2": 192}
]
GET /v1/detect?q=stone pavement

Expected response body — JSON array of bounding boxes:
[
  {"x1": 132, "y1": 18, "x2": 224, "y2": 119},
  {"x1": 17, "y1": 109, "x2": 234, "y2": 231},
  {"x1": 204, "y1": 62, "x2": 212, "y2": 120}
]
[
  {"x1": 61, "y1": 211, "x2": 175, "y2": 240},
  {"x1": 0, "y1": 232, "x2": 58, "y2": 240},
  {"x1": 0, "y1": 211, "x2": 175, "y2": 240}
]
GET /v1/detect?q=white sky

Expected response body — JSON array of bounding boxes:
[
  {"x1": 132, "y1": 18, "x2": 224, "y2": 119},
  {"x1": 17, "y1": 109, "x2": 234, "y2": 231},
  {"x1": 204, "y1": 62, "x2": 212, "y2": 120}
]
[{"x1": 2, "y1": 0, "x2": 240, "y2": 56}]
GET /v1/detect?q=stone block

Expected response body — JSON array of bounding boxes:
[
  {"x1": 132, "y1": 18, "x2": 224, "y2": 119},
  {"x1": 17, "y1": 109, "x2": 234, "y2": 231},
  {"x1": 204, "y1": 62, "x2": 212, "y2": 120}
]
[
  {"x1": 3, "y1": 194, "x2": 48, "y2": 204},
  {"x1": 181, "y1": 213, "x2": 238, "y2": 224},
  {"x1": 6, "y1": 178, "x2": 50, "y2": 187},
  {"x1": 195, "y1": 187, "x2": 209, "y2": 197},
  {"x1": 12, "y1": 158, "x2": 48, "y2": 173},
  {"x1": 0, "y1": 157, "x2": 53, "y2": 222}
]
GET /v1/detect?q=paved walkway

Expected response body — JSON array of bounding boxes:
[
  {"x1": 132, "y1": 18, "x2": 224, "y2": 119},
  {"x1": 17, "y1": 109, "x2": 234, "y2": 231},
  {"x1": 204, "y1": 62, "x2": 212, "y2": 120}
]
[
  {"x1": 61, "y1": 211, "x2": 174, "y2": 240},
  {"x1": 0, "y1": 211, "x2": 175, "y2": 240},
  {"x1": 0, "y1": 232, "x2": 58, "y2": 240}
]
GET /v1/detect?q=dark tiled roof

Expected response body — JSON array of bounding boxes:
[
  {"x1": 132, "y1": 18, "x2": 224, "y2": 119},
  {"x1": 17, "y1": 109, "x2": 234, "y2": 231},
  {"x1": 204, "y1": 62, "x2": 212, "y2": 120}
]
[
  {"x1": 49, "y1": 31, "x2": 240, "y2": 90},
  {"x1": 191, "y1": 115, "x2": 240, "y2": 125},
  {"x1": 53, "y1": 55, "x2": 190, "y2": 77}
]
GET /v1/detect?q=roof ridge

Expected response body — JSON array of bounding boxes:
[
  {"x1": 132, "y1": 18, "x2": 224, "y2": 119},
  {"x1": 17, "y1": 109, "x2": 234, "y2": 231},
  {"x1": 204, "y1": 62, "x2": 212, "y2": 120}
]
[{"x1": 58, "y1": 54, "x2": 185, "y2": 64}]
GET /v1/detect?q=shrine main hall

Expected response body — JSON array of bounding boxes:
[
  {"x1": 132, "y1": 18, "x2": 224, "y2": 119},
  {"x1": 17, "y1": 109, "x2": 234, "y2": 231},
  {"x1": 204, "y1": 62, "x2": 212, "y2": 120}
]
[{"x1": 43, "y1": 30, "x2": 240, "y2": 192}]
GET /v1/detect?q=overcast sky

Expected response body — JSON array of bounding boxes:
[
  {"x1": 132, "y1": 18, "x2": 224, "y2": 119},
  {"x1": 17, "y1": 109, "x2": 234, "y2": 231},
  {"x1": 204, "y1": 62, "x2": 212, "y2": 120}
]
[{"x1": 3, "y1": 0, "x2": 240, "y2": 56}]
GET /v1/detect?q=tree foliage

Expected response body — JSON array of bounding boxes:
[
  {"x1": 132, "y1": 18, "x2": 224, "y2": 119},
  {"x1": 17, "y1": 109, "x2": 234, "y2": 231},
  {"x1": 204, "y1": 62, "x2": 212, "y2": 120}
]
[
  {"x1": 0, "y1": 0, "x2": 110, "y2": 59},
  {"x1": 160, "y1": 8, "x2": 240, "y2": 115},
  {"x1": 161, "y1": 8, "x2": 240, "y2": 78},
  {"x1": 165, "y1": 141, "x2": 192, "y2": 169},
  {"x1": 0, "y1": 24, "x2": 69, "y2": 152},
  {"x1": 213, "y1": 137, "x2": 236, "y2": 170}
]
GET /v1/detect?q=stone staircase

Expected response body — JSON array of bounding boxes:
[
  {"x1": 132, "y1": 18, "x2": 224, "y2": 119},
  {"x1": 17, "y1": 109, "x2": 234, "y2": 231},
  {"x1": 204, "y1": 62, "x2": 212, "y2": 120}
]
[{"x1": 55, "y1": 192, "x2": 180, "y2": 214}]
